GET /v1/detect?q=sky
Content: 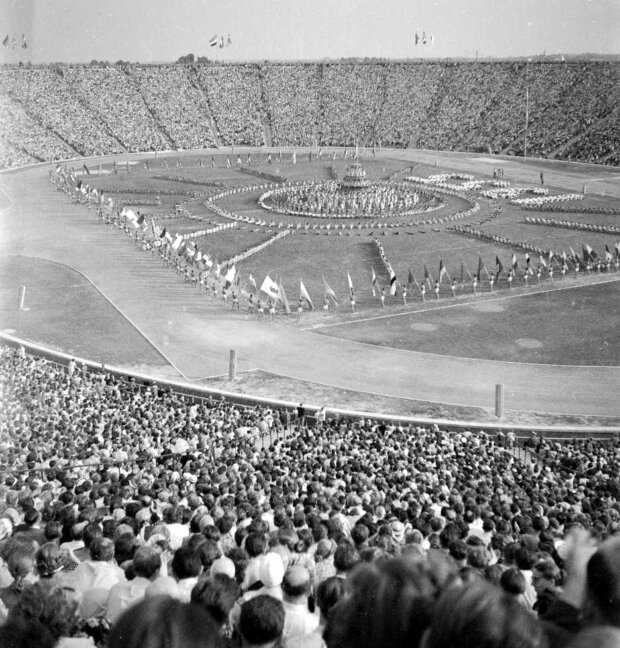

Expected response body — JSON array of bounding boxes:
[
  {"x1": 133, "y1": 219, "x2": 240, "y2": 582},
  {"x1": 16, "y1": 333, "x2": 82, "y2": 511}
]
[{"x1": 0, "y1": 0, "x2": 618, "y2": 64}]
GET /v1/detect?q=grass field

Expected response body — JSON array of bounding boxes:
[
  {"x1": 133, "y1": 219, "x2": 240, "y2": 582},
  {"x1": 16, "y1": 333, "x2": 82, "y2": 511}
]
[
  {"x1": 313, "y1": 278, "x2": 620, "y2": 366},
  {"x1": 0, "y1": 255, "x2": 174, "y2": 373},
  {"x1": 76, "y1": 153, "x2": 620, "y2": 368}
]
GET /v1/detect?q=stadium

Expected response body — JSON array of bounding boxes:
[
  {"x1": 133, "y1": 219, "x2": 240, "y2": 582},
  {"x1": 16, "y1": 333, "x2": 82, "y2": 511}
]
[{"x1": 0, "y1": 1, "x2": 620, "y2": 647}]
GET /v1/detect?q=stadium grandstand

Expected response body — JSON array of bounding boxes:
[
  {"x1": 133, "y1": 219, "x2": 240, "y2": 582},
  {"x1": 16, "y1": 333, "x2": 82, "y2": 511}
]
[
  {"x1": 1, "y1": 1, "x2": 620, "y2": 646},
  {"x1": 0, "y1": 60, "x2": 619, "y2": 168}
]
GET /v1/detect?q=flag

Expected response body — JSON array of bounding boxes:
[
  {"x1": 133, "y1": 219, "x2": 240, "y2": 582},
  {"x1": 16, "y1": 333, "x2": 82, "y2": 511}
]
[
  {"x1": 414, "y1": 32, "x2": 419, "y2": 46},
  {"x1": 347, "y1": 272, "x2": 354, "y2": 298},
  {"x1": 605, "y1": 245, "x2": 613, "y2": 262},
  {"x1": 424, "y1": 264, "x2": 433, "y2": 289},
  {"x1": 21, "y1": 33, "x2": 27, "y2": 49},
  {"x1": 278, "y1": 281, "x2": 291, "y2": 314},
  {"x1": 615, "y1": 242, "x2": 620, "y2": 258},
  {"x1": 219, "y1": 36, "x2": 225, "y2": 48},
  {"x1": 511, "y1": 252, "x2": 518, "y2": 270},
  {"x1": 300, "y1": 280, "x2": 314, "y2": 310},
  {"x1": 260, "y1": 274, "x2": 279, "y2": 300},
  {"x1": 227, "y1": 33, "x2": 232, "y2": 46},
  {"x1": 224, "y1": 264, "x2": 236, "y2": 288},
  {"x1": 389, "y1": 268, "x2": 397, "y2": 296},
  {"x1": 371, "y1": 268, "x2": 379, "y2": 297},
  {"x1": 495, "y1": 255, "x2": 504, "y2": 279},
  {"x1": 585, "y1": 243, "x2": 597, "y2": 260},
  {"x1": 548, "y1": 250, "x2": 554, "y2": 266},
  {"x1": 83, "y1": 163, "x2": 90, "y2": 175},
  {"x1": 539, "y1": 254, "x2": 547, "y2": 268},
  {"x1": 476, "y1": 256, "x2": 484, "y2": 282},
  {"x1": 407, "y1": 268, "x2": 415, "y2": 286},
  {"x1": 9, "y1": 37, "x2": 16, "y2": 49},
  {"x1": 248, "y1": 273, "x2": 257, "y2": 291},
  {"x1": 2, "y1": 35, "x2": 8, "y2": 47},
  {"x1": 323, "y1": 277, "x2": 338, "y2": 304},
  {"x1": 438, "y1": 260, "x2": 449, "y2": 283},
  {"x1": 209, "y1": 34, "x2": 218, "y2": 47},
  {"x1": 171, "y1": 234, "x2": 183, "y2": 251}
]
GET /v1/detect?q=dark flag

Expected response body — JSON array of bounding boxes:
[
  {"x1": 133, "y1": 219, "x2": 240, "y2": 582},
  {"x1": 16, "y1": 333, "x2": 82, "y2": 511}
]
[
  {"x1": 2, "y1": 34, "x2": 8, "y2": 47},
  {"x1": 495, "y1": 255, "x2": 504, "y2": 280},
  {"x1": 476, "y1": 256, "x2": 484, "y2": 282},
  {"x1": 83, "y1": 163, "x2": 90, "y2": 175}
]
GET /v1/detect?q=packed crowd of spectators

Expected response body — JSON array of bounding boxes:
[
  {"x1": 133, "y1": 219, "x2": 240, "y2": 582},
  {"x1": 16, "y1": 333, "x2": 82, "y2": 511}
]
[
  {"x1": 1, "y1": 344, "x2": 620, "y2": 647},
  {"x1": 1, "y1": 60, "x2": 617, "y2": 169}
]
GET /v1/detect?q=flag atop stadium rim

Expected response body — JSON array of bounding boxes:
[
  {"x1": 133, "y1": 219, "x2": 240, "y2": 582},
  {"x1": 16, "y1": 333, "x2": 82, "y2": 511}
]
[
  {"x1": 209, "y1": 34, "x2": 218, "y2": 47},
  {"x1": 300, "y1": 280, "x2": 314, "y2": 310},
  {"x1": 323, "y1": 277, "x2": 338, "y2": 304},
  {"x1": 2, "y1": 34, "x2": 8, "y2": 47},
  {"x1": 260, "y1": 274, "x2": 279, "y2": 300}
]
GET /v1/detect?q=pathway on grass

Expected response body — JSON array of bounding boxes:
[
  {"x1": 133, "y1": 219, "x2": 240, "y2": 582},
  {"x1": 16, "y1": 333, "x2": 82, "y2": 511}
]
[{"x1": 1, "y1": 157, "x2": 619, "y2": 418}]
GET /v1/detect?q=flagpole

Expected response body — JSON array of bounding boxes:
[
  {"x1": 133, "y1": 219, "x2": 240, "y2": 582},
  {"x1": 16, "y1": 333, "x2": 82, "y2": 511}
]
[{"x1": 524, "y1": 86, "x2": 529, "y2": 160}]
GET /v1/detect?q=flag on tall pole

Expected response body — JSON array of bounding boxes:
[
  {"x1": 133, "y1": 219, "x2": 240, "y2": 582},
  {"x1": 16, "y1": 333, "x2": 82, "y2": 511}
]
[
  {"x1": 438, "y1": 260, "x2": 450, "y2": 283},
  {"x1": 347, "y1": 272, "x2": 354, "y2": 298},
  {"x1": 224, "y1": 264, "x2": 236, "y2": 289},
  {"x1": 323, "y1": 277, "x2": 338, "y2": 305},
  {"x1": 278, "y1": 281, "x2": 291, "y2": 314},
  {"x1": 495, "y1": 255, "x2": 504, "y2": 280},
  {"x1": 300, "y1": 280, "x2": 314, "y2": 310},
  {"x1": 424, "y1": 264, "x2": 433, "y2": 289},
  {"x1": 389, "y1": 268, "x2": 397, "y2": 295},
  {"x1": 260, "y1": 274, "x2": 279, "y2": 300}
]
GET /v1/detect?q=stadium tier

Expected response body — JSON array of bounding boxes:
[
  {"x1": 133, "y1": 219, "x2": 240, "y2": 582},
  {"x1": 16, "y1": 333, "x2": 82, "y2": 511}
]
[{"x1": 0, "y1": 60, "x2": 618, "y2": 168}]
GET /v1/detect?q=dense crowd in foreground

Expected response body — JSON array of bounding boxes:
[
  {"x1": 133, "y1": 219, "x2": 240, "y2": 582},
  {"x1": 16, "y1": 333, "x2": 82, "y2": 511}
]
[
  {"x1": 0, "y1": 60, "x2": 618, "y2": 169},
  {"x1": 1, "y1": 345, "x2": 619, "y2": 647}
]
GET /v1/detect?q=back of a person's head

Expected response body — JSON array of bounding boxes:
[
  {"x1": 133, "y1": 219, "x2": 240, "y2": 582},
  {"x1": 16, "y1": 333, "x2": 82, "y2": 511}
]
[
  {"x1": 36, "y1": 543, "x2": 63, "y2": 578},
  {"x1": 82, "y1": 522, "x2": 103, "y2": 548},
  {"x1": 132, "y1": 545, "x2": 162, "y2": 580},
  {"x1": 425, "y1": 582, "x2": 546, "y2": 648},
  {"x1": 585, "y1": 536, "x2": 620, "y2": 626},
  {"x1": 0, "y1": 617, "x2": 55, "y2": 648},
  {"x1": 11, "y1": 581, "x2": 79, "y2": 641},
  {"x1": 90, "y1": 536, "x2": 115, "y2": 562},
  {"x1": 108, "y1": 595, "x2": 219, "y2": 648},
  {"x1": 171, "y1": 545, "x2": 202, "y2": 580},
  {"x1": 334, "y1": 542, "x2": 360, "y2": 573},
  {"x1": 325, "y1": 558, "x2": 435, "y2": 648},
  {"x1": 282, "y1": 565, "x2": 311, "y2": 600},
  {"x1": 316, "y1": 576, "x2": 345, "y2": 620},
  {"x1": 238, "y1": 595, "x2": 284, "y2": 647},
  {"x1": 500, "y1": 567, "x2": 526, "y2": 596},
  {"x1": 190, "y1": 573, "x2": 240, "y2": 625}
]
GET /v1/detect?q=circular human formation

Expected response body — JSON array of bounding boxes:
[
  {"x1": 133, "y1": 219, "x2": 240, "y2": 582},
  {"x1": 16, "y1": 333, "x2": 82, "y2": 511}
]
[{"x1": 258, "y1": 163, "x2": 438, "y2": 220}]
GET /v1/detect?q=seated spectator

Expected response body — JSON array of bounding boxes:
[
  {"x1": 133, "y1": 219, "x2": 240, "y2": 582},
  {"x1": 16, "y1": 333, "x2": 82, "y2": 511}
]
[
  {"x1": 70, "y1": 536, "x2": 125, "y2": 620},
  {"x1": 281, "y1": 565, "x2": 319, "y2": 643},
  {"x1": 424, "y1": 581, "x2": 546, "y2": 648},
  {"x1": 237, "y1": 595, "x2": 285, "y2": 648},
  {"x1": 106, "y1": 545, "x2": 162, "y2": 624},
  {"x1": 108, "y1": 595, "x2": 220, "y2": 648}
]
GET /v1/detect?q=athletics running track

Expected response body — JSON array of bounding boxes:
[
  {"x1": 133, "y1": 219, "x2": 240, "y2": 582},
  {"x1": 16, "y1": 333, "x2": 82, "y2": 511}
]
[{"x1": 1, "y1": 149, "x2": 619, "y2": 418}]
